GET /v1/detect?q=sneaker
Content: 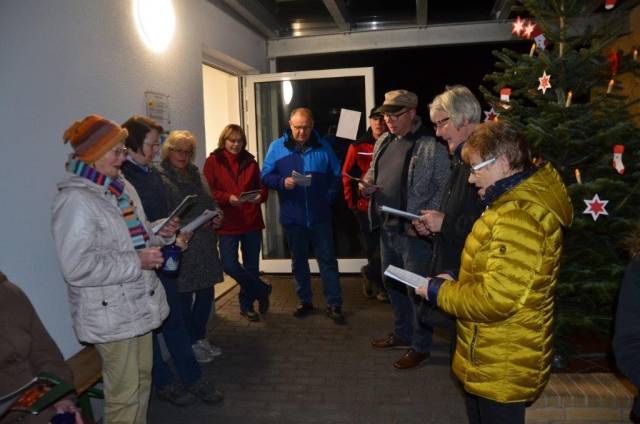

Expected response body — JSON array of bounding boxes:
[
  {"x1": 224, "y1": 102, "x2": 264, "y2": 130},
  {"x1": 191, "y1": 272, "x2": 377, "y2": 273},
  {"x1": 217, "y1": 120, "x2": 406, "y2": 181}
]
[
  {"x1": 258, "y1": 284, "x2": 272, "y2": 315},
  {"x1": 240, "y1": 308, "x2": 260, "y2": 322},
  {"x1": 187, "y1": 379, "x2": 224, "y2": 404},
  {"x1": 371, "y1": 333, "x2": 411, "y2": 350},
  {"x1": 191, "y1": 342, "x2": 214, "y2": 364},
  {"x1": 156, "y1": 383, "x2": 198, "y2": 407},
  {"x1": 196, "y1": 339, "x2": 222, "y2": 357},
  {"x1": 293, "y1": 302, "x2": 314, "y2": 318},
  {"x1": 361, "y1": 265, "x2": 376, "y2": 299},
  {"x1": 326, "y1": 306, "x2": 346, "y2": 325}
]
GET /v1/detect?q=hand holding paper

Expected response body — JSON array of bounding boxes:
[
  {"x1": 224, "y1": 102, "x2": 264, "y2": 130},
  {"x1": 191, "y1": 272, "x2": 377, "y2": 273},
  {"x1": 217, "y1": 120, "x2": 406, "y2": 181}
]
[
  {"x1": 292, "y1": 170, "x2": 312, "y2": 187},
  {"x1": 380, "y1": 205, "x2": 421, "y2": 220},
  {"x1": 238, "y1": 189, "x2": 261, "y2": 203},
  {"x1": 384, "y1": 265, "x2": 431, "y2": 293},
  {"x1": 180, "y1": 209, "x2": 221, "y2": 233},
  {"x1": 152, "y1": 194, "x2": 197, "y2": 234}
]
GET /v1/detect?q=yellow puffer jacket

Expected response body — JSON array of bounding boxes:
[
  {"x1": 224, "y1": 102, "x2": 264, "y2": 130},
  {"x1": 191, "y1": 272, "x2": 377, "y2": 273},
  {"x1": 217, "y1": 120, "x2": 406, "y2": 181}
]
[{"x1": 437, "y1": 162, "x2": 573, "y2": 403}]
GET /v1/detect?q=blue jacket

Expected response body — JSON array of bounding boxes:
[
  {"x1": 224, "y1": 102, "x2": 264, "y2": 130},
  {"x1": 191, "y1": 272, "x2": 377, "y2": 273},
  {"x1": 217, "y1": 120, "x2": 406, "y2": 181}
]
[{"x1": 261, "y1": 130, "x2": 341, "y2": 227}]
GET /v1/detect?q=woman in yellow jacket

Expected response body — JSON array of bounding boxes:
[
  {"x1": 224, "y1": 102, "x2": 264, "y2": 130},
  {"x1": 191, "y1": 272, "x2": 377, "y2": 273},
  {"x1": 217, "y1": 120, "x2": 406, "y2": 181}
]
[{"x1": 416, "y1": 121, "x2": 572, "y2": 424}]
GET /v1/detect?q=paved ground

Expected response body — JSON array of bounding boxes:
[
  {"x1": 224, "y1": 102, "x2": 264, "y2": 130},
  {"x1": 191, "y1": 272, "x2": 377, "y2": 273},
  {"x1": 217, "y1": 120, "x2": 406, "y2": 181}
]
[{"x1": 148, "y1": 274, "x2": 468, "y2": 423}]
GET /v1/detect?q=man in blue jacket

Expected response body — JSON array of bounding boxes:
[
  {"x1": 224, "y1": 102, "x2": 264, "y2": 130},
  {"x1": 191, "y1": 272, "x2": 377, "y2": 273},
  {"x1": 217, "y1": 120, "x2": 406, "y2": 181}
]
[{"x1": 261, "y1": 107, "x2": 345, "y2": 324}]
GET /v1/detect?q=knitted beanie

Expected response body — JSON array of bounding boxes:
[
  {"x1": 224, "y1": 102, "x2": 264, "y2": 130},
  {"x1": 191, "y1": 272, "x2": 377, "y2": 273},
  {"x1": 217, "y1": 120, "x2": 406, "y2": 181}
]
[{"x1": 63, "y1": 115, "x2": 128, "y2": 163}]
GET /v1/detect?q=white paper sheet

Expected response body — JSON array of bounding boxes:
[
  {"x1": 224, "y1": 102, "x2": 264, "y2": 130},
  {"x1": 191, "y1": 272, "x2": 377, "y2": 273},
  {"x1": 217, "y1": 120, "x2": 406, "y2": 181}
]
[{"x1": 336, "y1": 108, "x2": 361, "y2": 141}]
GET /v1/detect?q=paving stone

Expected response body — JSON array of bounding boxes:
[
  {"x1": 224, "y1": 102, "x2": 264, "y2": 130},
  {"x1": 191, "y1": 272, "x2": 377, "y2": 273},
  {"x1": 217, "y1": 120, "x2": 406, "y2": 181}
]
[{"x1": 148, "y1": 274, "x2": 467, "y2": 423}]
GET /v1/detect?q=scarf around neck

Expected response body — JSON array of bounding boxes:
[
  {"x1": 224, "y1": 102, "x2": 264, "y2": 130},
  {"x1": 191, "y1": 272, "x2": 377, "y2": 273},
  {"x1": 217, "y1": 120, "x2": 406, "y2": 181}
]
[{"x1": 66, "y1": 157, "x2": 150, "y2": 250}]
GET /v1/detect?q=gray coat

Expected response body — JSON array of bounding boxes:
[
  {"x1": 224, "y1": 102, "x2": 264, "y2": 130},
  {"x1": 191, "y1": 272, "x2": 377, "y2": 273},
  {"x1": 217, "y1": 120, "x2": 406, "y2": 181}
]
[
  {"x1": 52, "y1": 175, "x2": 169, "y2": 343},
  {"x1": 159, "y1": 160, "x2": 224, "y2": 292},
  {"x1": 364, "y1": 116, "x2": 451, "y2": 231}
]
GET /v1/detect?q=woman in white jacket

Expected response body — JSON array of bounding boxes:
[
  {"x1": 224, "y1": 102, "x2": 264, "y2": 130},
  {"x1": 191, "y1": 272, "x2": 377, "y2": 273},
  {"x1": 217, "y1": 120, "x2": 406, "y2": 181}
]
[{"x1": 52, "y1": 115, "x2": 180, "y2": 424}]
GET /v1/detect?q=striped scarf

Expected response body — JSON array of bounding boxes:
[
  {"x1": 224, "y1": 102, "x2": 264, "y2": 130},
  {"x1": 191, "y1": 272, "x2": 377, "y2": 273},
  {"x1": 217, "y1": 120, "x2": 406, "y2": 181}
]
[{"x1": 66, "y1": 158, "x2": 150, "y2": 250}]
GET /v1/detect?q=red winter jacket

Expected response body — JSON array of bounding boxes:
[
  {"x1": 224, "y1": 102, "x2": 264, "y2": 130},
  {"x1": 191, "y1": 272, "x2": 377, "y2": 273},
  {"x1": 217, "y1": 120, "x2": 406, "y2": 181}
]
[
  {"x1": 203, "y1": 148, "x2": 268, "y2": 235},
  {"x1": 342, "y1": 130, "x2": 375, "y2": 212}
]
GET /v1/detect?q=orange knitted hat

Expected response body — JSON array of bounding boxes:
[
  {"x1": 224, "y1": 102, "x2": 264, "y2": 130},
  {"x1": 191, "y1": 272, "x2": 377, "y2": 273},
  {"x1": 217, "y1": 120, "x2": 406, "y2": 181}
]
[{"x1": 63, "y1": 115, "x2": 128, "y2": 163}]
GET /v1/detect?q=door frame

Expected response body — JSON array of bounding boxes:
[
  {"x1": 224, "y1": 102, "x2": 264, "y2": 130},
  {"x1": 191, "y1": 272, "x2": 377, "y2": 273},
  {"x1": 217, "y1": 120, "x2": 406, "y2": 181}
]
[{"x1": 243, "y1": 67, "x2": 375, "y2": 273}]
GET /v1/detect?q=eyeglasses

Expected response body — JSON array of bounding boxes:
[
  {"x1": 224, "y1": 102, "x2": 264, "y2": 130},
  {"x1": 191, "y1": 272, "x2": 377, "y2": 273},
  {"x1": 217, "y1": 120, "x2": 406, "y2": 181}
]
[
  {"x1": 291, "y1": 125, "x2": 312, "y2": 131},
  {"x1": 470, "y1": 157, "x2": 496, "y2": 174},
  {"x1": 226, "y1": 138, "x2": 244, "y2": 145},
  {"x1": 171, "y1": 148, "x2": 193, "y2": 156},
  {"x1": 433, "y1": 117, "x2": 450, "y2": 131},
  {"x1": 383, "y1": 109, "x2": 410, "y2": 121},
  {"x1": 110, "y1": 146, "x2": 128, "y2": 157},
  {"x1": 144, "y1": 142, "x2": 161, "y2": 149}
]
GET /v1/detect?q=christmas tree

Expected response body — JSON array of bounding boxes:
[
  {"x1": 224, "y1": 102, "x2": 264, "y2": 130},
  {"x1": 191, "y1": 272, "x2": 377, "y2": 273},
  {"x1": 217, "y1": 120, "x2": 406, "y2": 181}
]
[{"x1": 480, "y1": 0, "x2": 640, "y2": 363}]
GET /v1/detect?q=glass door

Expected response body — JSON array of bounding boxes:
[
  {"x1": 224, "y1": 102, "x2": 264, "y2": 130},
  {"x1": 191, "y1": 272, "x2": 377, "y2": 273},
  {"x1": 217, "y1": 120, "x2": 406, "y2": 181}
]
[{"x1": 244, "y1": 67, "x2": 375, "y2": 273}]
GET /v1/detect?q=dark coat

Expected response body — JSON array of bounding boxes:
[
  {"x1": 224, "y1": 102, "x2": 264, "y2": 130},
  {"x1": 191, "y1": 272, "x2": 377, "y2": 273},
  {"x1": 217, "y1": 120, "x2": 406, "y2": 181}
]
[
  {"x1": 121, "y1": 160, "x2": 170, "y2": 221},
  {"x1": 159, "y1": 161, "x2": 224, "y2": 292},
  {"x1": 429, "y1": 154, "x2": 483, "y2": 276},
  {"x1": 202, "y1": 148, "x2": 267, "y2": 236},
  {"x1": 418, "y1": 152, "x2": 482, "y2": 329},
  {"x1": 614, "y1": 259, "x2": 640, "y2": 417},
  {"x1": 0, "y1": 272, "x2": 74, "y2": 424}
]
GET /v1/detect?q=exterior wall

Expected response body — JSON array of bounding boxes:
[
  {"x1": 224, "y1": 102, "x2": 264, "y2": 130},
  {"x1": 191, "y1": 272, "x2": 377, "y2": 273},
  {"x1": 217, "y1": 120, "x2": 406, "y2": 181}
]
[{"x1": 0, "y1": 0, "x2": 267, "y2": 357}]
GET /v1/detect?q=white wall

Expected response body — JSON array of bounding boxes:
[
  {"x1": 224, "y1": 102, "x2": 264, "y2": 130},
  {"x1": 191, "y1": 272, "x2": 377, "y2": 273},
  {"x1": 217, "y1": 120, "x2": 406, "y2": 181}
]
[
  {"x1": 0, "y1": 0, "x2": 267, "y2": 357},
  {"x1": 202, "y1": 64, "x2": 241, "y2": 155}
]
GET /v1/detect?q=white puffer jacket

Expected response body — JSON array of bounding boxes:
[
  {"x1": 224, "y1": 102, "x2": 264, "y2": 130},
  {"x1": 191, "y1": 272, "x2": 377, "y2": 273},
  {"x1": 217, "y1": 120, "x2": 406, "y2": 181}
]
[{"x1": 52, "y1": 175, "x2": 169, "y2": 344}]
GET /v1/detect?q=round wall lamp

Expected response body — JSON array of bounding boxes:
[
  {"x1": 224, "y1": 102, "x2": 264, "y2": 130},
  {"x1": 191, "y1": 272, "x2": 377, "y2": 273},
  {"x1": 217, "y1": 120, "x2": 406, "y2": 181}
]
[{"x1": 133, "y1": 0, "x2": 176, "y2": 52}]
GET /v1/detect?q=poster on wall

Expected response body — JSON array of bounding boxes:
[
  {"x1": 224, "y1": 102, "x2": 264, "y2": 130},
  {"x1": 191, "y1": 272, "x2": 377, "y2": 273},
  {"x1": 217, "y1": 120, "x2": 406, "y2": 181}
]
[
  {"x1": 145, "y1": 91, "x2": 171, "y2": 165},
  {"x1": 145, "y1": 91, "x2": 171, "y2": 131}
]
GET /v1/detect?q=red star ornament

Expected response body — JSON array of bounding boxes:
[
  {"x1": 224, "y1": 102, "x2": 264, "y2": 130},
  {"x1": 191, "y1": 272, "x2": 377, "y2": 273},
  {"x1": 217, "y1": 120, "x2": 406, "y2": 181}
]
[
  {"x1": 583, "y1": 194, "x2": 609, "y2": 221},
  {"x1": 512, "y1": 16, "x2": 525, "y2": 36},
  {"x1": 483, "y1": 107, "x2": 500, "y2": 122},
  {"x1": 538, "y1": 71, "x2": 552, "y2": 95}
]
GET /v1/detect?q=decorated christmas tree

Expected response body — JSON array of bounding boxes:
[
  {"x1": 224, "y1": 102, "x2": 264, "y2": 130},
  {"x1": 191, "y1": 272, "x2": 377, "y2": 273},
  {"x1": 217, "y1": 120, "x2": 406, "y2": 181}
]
[{"x1": 480, "y1": 0, "x2": 640, "y2": 363}]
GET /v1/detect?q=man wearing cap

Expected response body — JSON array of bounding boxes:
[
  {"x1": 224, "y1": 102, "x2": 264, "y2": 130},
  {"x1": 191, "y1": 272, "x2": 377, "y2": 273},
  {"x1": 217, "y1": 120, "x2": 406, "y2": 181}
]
[
  {"x1": 361, "y1": 90, "x2": 450, "y2": 369},
  {"x1": 342, "y1": 108, "x2": 389, "y2": 301},
  {"x1": 261, "y1": 107, "x2": 345, "y2": 325}
]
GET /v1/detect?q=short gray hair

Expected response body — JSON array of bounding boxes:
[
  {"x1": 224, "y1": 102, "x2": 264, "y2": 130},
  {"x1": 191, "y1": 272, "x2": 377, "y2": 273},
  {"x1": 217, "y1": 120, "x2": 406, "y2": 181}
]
[{"x1": 429, "y1": 85, "x2": 481, "y2": 128}]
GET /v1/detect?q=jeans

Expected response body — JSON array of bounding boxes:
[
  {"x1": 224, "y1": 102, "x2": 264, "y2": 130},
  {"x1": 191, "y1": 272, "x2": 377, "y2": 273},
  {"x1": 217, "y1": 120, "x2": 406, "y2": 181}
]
[
  {"x1": 355, "y1": 211, "x2": 382, "y2": 288},
  {"x1": 284, "y1": 221, "x2": 342, "y2": 307},
  {"x1": 219, "y1": 231, "x2": 270, "y2": 312},
  {"x1": 380, "y1": 228, "x2": 433, "y2": 352},
  {"x1": 465, "y1": 392, "x2": 526, "y2": 424},
  {"x1": 179, "y1": 287, "x2": 214, "y2": 344},
  {"x1": 152, "y1": 274, "x2": 201, "y2": 389}
]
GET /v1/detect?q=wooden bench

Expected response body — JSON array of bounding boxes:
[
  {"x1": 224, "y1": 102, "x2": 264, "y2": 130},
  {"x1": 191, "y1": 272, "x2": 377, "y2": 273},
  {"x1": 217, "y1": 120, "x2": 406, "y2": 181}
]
[{"x1": 66, "y1": 346, "x2": 103, "y2": 422}]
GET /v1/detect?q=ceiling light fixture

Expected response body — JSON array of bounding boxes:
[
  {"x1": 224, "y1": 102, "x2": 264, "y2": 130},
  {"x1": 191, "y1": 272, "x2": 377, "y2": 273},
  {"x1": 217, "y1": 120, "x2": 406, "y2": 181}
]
[
  {"x1": 133, "y1": 0, "x2": 176, "y2": 52},
  {"x1": 282, "y1": 80, "x2": 293, "y2": 105}
]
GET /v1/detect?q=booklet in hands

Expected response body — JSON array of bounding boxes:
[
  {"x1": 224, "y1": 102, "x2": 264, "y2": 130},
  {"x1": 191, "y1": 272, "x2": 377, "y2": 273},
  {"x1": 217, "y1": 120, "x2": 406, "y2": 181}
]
[
  {"x1": 0, "y1": 373, "x2": 74, "y2": 417},
  {"x1": 380, "y1": 205, "x2": 420, "y2": 220},
  {"x1": 238, "y1": 189, "x2": 261, "y2": 202},
  {"x1": 344, "y1": 174, "x2": 379, "y2": 189},
  {"x1": 152, "y1": 194, "x2": 197, "y2": 234},
  {"x1": 291, "y1": 170, "x2": 312, "y2": 187},
  {"x1": 384, "y1": 265, "x2": 430, "y2": 290},
  {"x1": 180, "y1": 209, "x2": 221, "y2": 233}
]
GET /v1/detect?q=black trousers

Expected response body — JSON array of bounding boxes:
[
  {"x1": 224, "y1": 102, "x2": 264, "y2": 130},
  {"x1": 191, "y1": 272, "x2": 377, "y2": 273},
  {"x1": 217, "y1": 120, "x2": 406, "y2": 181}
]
[{"x1": 465, "y1": 392, "x2": 526, "y2": 424}]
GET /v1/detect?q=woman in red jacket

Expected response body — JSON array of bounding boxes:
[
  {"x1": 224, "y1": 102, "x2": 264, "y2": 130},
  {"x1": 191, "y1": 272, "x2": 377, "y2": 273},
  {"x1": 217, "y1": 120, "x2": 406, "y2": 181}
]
[{"x1": 203, "y1": 124, "x2": 271, "y2": 322}]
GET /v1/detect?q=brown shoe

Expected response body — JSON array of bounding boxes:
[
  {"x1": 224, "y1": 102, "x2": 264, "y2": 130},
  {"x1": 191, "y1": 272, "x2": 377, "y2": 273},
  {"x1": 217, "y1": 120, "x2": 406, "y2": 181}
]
[
  {"x1": 393, "y1": 348, "x2": 430, "y2": 370},
  {"x1": 371, "y1": 333, "x2": 411, "y2": 350}
]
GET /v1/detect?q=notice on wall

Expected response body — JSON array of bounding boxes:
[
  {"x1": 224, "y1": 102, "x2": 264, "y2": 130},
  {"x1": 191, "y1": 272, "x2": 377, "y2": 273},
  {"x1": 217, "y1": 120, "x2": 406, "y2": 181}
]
[
  {"x1": 145, "y1": 91, "x2": 171, "y2": 130},
  {"x1": 336, "y1": 108, "x2": 361, "y2": 141}
]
